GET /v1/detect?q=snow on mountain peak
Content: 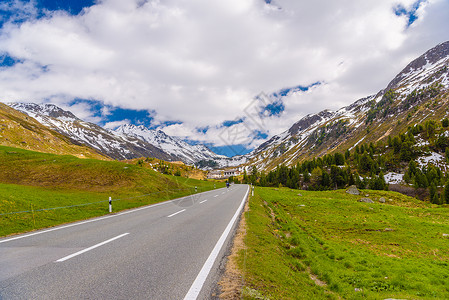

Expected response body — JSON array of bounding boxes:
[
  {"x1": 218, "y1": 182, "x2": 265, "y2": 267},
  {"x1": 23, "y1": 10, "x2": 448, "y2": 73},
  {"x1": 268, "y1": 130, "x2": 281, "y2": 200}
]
[
  {"x1": 8, "y1": 102, "x2": 79, "y2": 122},
  {"x1": 113, "y1": 123, "x2": 225, "y2": 164}
]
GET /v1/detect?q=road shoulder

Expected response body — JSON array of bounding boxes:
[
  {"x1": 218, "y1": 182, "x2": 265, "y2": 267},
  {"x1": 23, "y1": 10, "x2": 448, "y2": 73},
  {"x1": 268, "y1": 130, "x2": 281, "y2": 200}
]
[{"x1": 217, "y1": 199, "x2": 249, "y2": 299}]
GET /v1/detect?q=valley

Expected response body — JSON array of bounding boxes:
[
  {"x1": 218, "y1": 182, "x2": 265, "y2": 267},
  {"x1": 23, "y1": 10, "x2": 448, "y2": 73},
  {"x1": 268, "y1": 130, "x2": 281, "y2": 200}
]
[{"x1": 1, "y1": 40, "x2": 449, "y2": 299}]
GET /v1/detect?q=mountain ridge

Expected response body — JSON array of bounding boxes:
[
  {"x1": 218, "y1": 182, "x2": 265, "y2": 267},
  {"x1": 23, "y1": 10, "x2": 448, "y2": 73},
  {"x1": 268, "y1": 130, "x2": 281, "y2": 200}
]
[
  {"x1": 244, "y1": 40, "x2": 449, "y2": 171},
  {"x1": 7, "y1": 102, "x2": 233, "y2": 165}
]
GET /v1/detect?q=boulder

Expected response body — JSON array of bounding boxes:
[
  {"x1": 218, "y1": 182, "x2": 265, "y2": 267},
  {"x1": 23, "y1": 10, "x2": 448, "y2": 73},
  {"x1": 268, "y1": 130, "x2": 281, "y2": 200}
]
[
  {"x1": 346, "y1": 185, "x2": 360, "y2": 195},
  {"x1": 359, "y1": 198, "x2": 374, "y2": 203},
  {"x1": 379, "y1": 197, "x2": 386, "y2": 203}
]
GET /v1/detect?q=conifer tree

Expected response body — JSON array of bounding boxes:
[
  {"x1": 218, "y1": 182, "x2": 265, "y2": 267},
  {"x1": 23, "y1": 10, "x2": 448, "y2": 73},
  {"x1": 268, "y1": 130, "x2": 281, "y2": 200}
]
[{"x1": 444, "y1": 181, "x2": 449, "y2": 204}]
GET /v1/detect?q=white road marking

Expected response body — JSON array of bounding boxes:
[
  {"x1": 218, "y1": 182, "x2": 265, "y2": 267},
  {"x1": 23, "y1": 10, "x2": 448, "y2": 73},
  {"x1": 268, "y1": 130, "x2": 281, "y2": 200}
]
[
  {"x1": 199, "y1": 200, "x2": 208, "y2": 204},
  {"x1": 55, "y1": 233, "x2": 129, "y2": 263},
  {"x1": 167, "y1": 209, "x2": 186, "y2": 218},
  {"x1": 213, "y1": 195, "x2": 218, "y2": 198},
  {"x1": 183, "y1": 186, "x2": 249, "y2": 300}
]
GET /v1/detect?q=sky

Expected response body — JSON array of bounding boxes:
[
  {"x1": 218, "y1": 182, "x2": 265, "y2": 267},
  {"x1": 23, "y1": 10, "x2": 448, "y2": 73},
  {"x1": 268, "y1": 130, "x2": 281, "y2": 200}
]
[{"x1": 0, "y1": 0, "x2": 448, "y2": 156}]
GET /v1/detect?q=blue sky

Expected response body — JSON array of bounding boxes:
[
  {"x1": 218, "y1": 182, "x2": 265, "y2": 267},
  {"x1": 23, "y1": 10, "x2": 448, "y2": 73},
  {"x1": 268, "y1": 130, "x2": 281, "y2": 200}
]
[
  {"x1": 394, "y1": 0, "x2": 427, "y2": 27},
  {"x1": 35, "y1": 0, "x2": 95, "y2": 14},
  {"x1": 0, "y1": 0, "x2": 448, "y2": 157}
]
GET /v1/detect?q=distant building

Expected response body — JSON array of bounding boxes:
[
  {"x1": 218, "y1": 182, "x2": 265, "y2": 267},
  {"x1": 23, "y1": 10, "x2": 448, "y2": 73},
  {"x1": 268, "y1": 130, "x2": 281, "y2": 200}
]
[
  {"x1": 223, "y1": 168, "x2": 240, "y2": 178},
  {"x1": 207, "y1": 168, "x2": 242, "y2": 179},
  {"x1": 207, "y1": 170, "x2": 223, "y2": 179}
]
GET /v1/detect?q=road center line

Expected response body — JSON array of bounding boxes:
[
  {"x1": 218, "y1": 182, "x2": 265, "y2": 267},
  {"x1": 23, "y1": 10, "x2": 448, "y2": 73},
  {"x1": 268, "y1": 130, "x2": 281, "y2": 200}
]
[
  {"x1": 167, "y1": 209, "x2": 186, "y2": 218},
  {"x1": 199, "y1": 200, "x2": 208, "y2": 204},
  {"x1": 55, "y1": 233, "x2": 129, "y2": 263},
  {"x1": 183, "y1": 186, "x2": 249, "y2": 300}
]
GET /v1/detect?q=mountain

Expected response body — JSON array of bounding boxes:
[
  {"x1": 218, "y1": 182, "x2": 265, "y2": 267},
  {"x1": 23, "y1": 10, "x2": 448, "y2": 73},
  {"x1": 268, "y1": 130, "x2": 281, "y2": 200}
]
[
  {"x1": 7, "y1": 102, "x2": 230, "y2": 164},
  {"x1": 8, "y1": 102, "x2": 176, "y2": 161},
  {"x1": 114, "y1": 124, "x2": 226, "y2": 164},
  {"x1": 246, "y1": 41, "x2": 449, "y2": 170},
  {"x1": 0, "y1": 102, "x2": 107, "y2": 159}
]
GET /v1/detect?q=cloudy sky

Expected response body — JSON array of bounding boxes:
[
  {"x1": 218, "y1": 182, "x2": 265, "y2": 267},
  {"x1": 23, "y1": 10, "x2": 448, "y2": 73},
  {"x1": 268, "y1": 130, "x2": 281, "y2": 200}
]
[{"x1": 0, "y1": 0, "x2": 448, "y2": 156}]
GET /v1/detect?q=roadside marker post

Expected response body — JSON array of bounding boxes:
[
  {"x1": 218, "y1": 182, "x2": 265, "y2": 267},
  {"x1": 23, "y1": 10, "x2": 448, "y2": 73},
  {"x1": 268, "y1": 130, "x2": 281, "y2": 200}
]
[
  {"x1": 195, "y1": 186, "x2": 198, "y2": 193},
  {"x1": 109, "y1": 197, "x2": 112, "y2": 213}
]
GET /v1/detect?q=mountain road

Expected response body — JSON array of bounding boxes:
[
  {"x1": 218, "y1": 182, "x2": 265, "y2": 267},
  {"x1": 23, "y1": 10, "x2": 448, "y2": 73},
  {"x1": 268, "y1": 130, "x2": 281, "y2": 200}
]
[{"x1": 0, "y1": 184, "x2": 249, "y2": 299}]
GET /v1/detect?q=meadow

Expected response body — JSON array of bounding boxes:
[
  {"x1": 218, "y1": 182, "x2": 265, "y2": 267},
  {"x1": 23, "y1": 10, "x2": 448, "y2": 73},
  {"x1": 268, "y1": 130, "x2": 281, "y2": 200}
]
[
  {"x1": 0, "y1": 146, "x2": 223, "y2": 237},
  {"x1": 240, "y1": 187, "x2": 449, "y2": 299}
]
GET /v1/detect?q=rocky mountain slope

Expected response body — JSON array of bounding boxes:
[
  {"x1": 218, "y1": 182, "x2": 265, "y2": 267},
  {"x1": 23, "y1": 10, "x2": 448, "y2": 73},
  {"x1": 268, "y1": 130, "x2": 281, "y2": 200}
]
[
  {"x1": 114, "y1": 124, "x2": 226, "y2": 164},
  {"x1": 0, "y1": 103, "x2": 107, "y2": 159},
  {"x1": 7, "y1": 102, "x2": 227, "y2": 164},
  {"x1": 247, "y1": 41, "x2": 449, "y2": 171},
  {"x1": 8, "y1": 102, "x2": 177, "y2": 161}
]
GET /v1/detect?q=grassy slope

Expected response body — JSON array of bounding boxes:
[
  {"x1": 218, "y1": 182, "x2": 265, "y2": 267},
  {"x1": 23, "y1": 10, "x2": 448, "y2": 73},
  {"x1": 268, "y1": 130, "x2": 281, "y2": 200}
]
[
  {"x1": 0, "y1": 146, "x2": 224, "y2": 237},
  {"x1": 241, "y1": 187, "x2": 449, "y2": 299},
  {"x1": 0, "y1": 102, "x2": 107, "y2": 160}
]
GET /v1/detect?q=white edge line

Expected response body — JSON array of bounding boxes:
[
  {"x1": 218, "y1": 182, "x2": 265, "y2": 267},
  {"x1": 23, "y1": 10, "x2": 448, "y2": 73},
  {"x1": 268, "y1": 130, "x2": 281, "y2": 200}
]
[
  {"x1": 199, "y1": 200, "x2": 208, "y2": 204},
  {"x1": 183, "y1": 186, "x2": 249, "y2": 300},
  {"x1": 167, "y1": 209, "x2": 186, "y2": 218},
  {"x1": 55, "y1": 233, "x2": 129, "y2": 263}
]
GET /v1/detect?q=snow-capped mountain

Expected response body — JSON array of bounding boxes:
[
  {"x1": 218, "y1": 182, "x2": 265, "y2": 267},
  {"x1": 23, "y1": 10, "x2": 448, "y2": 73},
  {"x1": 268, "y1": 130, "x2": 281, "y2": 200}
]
[
  {"x1": 8, "y1": 103, "x2": 180, "y2": 161},
  {"x1": 7, "y1": 102, "x2": 238, "y2": 165},
  {"x1": 114, "y1": 124, "x2": 226, "y2": 164},
  {"x1": 245, "y1": 40, "x2": 449, "y2": 170}
]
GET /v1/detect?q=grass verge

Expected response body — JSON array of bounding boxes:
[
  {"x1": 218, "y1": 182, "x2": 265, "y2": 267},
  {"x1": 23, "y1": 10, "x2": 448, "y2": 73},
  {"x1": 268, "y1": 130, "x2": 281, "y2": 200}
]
[
  {"x1": 0, "y1": 146, "x2": 224, "y2": 237},
  {"x1": 240, "y1": 187, "x2": 449, "y2": 299}
]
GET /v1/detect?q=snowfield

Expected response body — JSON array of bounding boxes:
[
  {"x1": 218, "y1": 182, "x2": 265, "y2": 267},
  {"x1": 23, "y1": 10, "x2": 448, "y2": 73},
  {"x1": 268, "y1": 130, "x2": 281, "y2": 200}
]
[{"x1": 384, "y1": 172, "x2": 404, "y2": 184}]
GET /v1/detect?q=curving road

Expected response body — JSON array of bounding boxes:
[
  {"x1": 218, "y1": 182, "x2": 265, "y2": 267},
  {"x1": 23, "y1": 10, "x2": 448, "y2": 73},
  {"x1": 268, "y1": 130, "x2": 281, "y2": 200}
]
[{"x1": 0, "y1": 184, "x2": 249, "y2": 299}]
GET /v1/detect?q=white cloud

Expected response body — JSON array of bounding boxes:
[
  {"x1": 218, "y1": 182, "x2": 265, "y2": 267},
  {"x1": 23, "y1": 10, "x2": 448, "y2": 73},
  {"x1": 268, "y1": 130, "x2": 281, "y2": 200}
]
[
  {"x1": 103, "y1": 119, "x2": 131, "y2": 130},
  {"x1": 0, "y1": 0, "x2": 448, "y2": 149},
  {"x1": 0, "y1": 0, "x2": 38, "y2": 23},
  {"x1": 57, "y1": 101, "x2": 102, "y2": 123}
]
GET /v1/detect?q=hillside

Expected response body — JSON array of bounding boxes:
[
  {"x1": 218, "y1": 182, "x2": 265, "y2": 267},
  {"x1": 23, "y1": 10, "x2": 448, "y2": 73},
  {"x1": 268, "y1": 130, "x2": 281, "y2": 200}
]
[
  {"x1": 240, "y1": 187, "x2": 449, "y2": 299},
  {"x1": 0, "y1": 145, "x2": 223, "y2": 236},
  {"x1": 0, "y1": 103, "x2": 107, "y2": 160},
  {"x1": 124, "y1": 157, "x2": 208, "y2": 180},
  {"x1": 8, "y1": 102, "x2": 175, "y2": 161},
  {"x1": 247, "y1": 41, "x2": 449, "y2": 171},
  {"x1": 8, "y1": 103, "x2": 233, "y2": 165}
]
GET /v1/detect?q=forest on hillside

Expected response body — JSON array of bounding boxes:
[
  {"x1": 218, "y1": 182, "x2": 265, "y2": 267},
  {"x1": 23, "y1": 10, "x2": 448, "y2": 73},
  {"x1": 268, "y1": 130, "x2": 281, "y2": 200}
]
[{"x1": 230, "y1": 118, "x2": 449, "y2": 204}]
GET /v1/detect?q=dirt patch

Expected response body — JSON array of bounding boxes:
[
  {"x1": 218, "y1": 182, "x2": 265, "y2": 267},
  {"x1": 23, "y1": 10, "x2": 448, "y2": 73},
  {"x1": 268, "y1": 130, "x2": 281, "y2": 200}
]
[
  {"x1": 376, "y1": 127, "x2": 393, "y2": 142},
  {"x1": 308, "y1": 267, "x2": 327, "y2": 287},
  {"x1": 218, "y1": 200, "x2": 249, "y2": 299},
  {"x1": 263, "y1": 201, "x2": 276, "y2": 223}
]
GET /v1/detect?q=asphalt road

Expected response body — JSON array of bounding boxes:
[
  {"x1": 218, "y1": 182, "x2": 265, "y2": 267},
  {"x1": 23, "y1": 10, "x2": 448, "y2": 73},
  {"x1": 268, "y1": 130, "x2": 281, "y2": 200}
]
[{"x1": 0, "y1": 184, "x2": 249, "y2": 299}]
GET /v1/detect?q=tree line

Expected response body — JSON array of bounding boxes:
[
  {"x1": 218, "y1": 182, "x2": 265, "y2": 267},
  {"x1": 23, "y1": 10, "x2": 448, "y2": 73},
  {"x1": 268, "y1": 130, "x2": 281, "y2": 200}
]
[{"x1": 228, "y1": 118, "x2": 449, "y2": 204}]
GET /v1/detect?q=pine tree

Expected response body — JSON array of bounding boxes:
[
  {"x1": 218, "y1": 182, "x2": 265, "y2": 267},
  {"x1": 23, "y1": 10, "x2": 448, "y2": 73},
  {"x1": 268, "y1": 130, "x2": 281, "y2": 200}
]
[
  {"x1": 445, "y1": 147, "x2": 449, "y2": 163},
  {"x1": 430, "y1": 183, "x2": 437, "y2": 203},
  {"x1": 444, "y1": 181, "x2": 449, "y2": 204},
  {"x1": 442, "y1": 118, "x2": 449, "y2": 128},
  {"x1": 345, "y1": 149, "x2": 350, "y2": 160}
]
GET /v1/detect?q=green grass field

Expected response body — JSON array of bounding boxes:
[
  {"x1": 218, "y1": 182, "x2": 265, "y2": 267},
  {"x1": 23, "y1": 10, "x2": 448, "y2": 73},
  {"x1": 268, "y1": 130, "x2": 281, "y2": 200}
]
[
  {"x1": 241, "y1": 187, "x2": 449, "y2": 299},
  {"x1": 0, "y1": 146, "x2": 224, "y2": 237}
]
